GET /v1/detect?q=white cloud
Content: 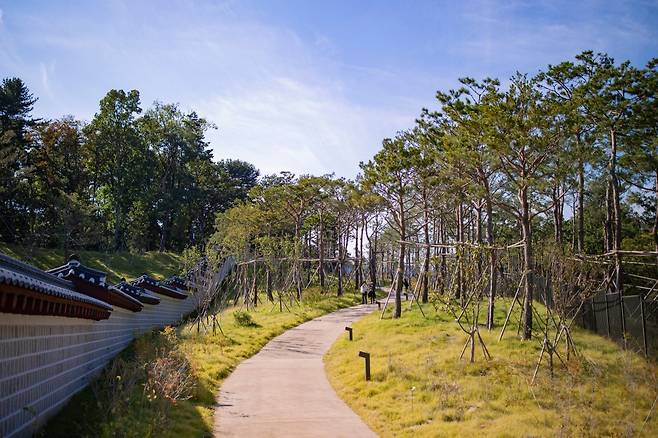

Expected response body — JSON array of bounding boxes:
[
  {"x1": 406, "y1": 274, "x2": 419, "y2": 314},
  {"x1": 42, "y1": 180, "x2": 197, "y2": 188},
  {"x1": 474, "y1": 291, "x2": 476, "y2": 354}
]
[
  {"x1": 197, "y1": 76, "x2": 411, "y2": 178},
  {"x1": 23, "y1": 0, "x2": 655, "y2": 181},
  {"x1": 17, "y1": 8, "x2": 417, "y2": 179},
  {"x1": 39, "y1": 61, "x2": 55, "y2": 98}
]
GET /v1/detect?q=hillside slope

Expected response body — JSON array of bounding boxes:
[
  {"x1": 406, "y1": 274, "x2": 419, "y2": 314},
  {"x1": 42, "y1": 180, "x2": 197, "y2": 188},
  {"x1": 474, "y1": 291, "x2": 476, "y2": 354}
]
[{"x1": 0, "y1": 243, "x2": 182, "y2": 283}]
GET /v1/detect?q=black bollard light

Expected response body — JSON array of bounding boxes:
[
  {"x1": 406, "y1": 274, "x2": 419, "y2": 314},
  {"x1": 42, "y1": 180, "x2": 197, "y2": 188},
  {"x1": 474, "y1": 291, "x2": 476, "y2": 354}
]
[
  {"x1": 359, "y1": 351, "x2": 371, "y2": 381},
  {"x1": 345, "y1": 326, "x2": 353, "y2": 341}
]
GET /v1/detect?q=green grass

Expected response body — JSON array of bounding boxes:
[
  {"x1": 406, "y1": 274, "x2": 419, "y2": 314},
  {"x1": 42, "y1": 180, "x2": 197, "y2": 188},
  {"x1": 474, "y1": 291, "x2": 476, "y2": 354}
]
[
  {"x1": 42, "y1": 287, "x2": 361, "y2": 438},
  {"x1": 0, "y1": 243, "x2": 182, "y2": 282},
  {"x1": 325, "y1": 299, "x2": 658, "y2": 437}
]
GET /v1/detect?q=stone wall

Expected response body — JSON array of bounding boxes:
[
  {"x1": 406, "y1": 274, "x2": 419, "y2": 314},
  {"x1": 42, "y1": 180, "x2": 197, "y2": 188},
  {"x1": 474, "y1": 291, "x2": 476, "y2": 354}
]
[{"x1": 0, "y1": 293, "x2": 198, "y2": 437}]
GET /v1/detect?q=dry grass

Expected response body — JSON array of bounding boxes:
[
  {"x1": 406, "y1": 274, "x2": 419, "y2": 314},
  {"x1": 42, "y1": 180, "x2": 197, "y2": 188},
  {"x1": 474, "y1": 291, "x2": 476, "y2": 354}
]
[{"x1": 325, "y1": 299, "x2": 658, "y2": 437}]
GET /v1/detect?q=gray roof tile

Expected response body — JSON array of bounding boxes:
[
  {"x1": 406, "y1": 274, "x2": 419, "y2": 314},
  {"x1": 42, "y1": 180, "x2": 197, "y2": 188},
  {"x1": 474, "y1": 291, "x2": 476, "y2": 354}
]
[{"x1": 0, "y1": 252, "x2": 113, "y2": 311}]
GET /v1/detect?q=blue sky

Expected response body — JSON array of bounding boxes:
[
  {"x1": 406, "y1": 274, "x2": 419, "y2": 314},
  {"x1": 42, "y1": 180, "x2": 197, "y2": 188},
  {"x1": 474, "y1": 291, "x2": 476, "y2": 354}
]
[{"x1": 1, "y1": 0, "x2": 657, "y2": 177}]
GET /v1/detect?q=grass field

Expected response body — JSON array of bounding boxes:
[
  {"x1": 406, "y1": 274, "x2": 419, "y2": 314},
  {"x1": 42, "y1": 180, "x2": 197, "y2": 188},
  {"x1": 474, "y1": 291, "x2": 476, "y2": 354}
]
[
  {"x1": 42, "y1": 287, "x2": 361, "y2": 438},
  {"x1": 325, "y1": 299, "x2": 658, "y2": 437},
  {"x1": 0, "y1": 243, "x2": 182, "y2": 282}
]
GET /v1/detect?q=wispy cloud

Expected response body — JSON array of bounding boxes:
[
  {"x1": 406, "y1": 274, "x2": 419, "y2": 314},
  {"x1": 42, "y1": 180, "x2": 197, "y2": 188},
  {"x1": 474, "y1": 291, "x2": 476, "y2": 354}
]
[
  {"x1": 39, "y1": 61, "x2": 55, "y2": 98},
  {"x1": 2, "y1": 0, "x2": 655, "y2": 178},
  {"x1": 197, "y1": 76, "x2": 411, "y2": 177},
  {"x1": 31, "y1": 8, "x2": 415, "y2": 177},
  {"x1": 455, "y1": 0, "x2": 658, "y2": 75}
]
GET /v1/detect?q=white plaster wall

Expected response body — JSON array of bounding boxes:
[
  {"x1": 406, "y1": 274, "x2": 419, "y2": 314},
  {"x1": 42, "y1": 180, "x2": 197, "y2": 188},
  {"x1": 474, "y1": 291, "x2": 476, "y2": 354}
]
[{"x1": 0, "y1": 295, "x2": 197, "y2": 438}]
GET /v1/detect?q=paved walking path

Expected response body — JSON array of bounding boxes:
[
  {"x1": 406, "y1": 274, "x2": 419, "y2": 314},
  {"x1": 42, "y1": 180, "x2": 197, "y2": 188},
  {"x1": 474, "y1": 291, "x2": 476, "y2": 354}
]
[{"x1": 213, "y1": 304, "x2": 378, "y2": 437}]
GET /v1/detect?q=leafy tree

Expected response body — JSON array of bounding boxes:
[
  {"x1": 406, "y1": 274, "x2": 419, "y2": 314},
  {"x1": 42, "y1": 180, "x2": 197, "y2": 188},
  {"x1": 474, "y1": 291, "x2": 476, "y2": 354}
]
[
  {"x1": 538, "y1": 59, "x2": 597, "y2": 252},
  {"x1": 140, "y1": 102, "x2": 213, "y2": 250},
  {"x1": 622, "y1": 59, "x2": 658, "y2": 259},
  {"x1": 0, "y1": 78, "x2": 38, "y2": 241},
  {"x1": 361, "y1": 134, "x2": 420, "y2": 318},
  {"x1": 486, "y1": 74, "x2": 560, "y2": 340},
  {"x1": 575, "y1": 53, "x2": 642, "y2": 293},
  {"x1": 430, "y1": 77, "x2": 502, "y2": 327},
  {"x1": 32, "y1": 117, "x2": 95, "y2": 248},
  {"x1": 84, "y1": 89, "x2": 147, "y2": 250}
]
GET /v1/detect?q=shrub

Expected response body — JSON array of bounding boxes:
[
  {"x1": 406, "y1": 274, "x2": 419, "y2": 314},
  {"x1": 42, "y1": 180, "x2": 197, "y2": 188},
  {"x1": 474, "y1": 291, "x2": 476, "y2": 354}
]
[
  {"x1": 144, "y1": 347, "x2": 195, "y2": 404},
  {"x1": 233, "y1": 310, "x2": 259, "y2": 327}
]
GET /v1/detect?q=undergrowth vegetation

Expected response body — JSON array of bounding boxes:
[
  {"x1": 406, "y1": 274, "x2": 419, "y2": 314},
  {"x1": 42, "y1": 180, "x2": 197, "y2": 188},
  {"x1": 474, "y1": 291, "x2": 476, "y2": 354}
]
[
  {"x1": 41, "y1": 327, "x2": 195, "y2": 437},
  {"x1": 42, "y1": 287, "x2": 360, "y2": 437},
  {"x1": 325, "y1": 300, "x2": 658, "y2": 437}
]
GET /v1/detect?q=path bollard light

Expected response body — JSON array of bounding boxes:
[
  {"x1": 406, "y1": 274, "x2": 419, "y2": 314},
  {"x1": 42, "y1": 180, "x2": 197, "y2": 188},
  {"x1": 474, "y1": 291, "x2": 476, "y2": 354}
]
[
  {"x1": 345, "y1": 326, "x2": 353, "y2": 341},
  {"x1": 359, "y1": 351, "x2": 371, "y2": 381},
  {"x1": 377, "y1": 301, "x2": 381, "y2": 310}
]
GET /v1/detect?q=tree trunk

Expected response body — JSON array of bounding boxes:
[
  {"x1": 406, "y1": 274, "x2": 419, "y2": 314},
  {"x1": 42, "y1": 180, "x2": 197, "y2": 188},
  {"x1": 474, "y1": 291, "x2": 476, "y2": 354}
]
[
  {"x1": 295, "y1": 220, "x2": 302, "y2": 299},
  {"x1": 369, "y1": 218, "x2": 378, "y2": 289},
  {"x1": 354, "y1": 221, "x2": 360, "y2": 289},
  {"x1": 577, "y1": 145, "x2": 585, "y2": 253},
  {"x1": 337, "y1": 241, "x2": 344, "y2": 297},
  {"x1": 115, "y1": 200, "x2": 122, "y2": 250},
  {"x1": 552, "y1": 182, "x2": 563, "y2": 245},
  {"x1": 520, "y1": 184, "x2": 534, "y2": 341},
  {"x1": 485, "y1": 187, "x2": 497, "y2": 330},
  {"x1": 456, "y1": 201, "x2": 464, "y2": 304},
  {"x1": 266, "y1": 267, "x2": 273, "y2": 302},
  {"x1": 305, "y1": 232, "x2": 311, "y2": 285},
  {"x1": 422, "y1": 221, "x2": 430, "y2": 303},
  {"x1": 359, "y1": 216, "x2": 365, "y2": 288},
  {"x1": 654, "y1": 171, "x2": 658, "y2": 270},
  {"x1": 610, "y1": 129, "x2": 623, "y2": 295},
  {"x1": 475, "y1": 203, "x2": 483, "y2": 274},
  {"x1": 369, "y1": 245, "x2": 377, "y2": 290},
  {"x1": 394, "y1": 197, "x2": 405, "y2": 318},
  {"x1": 319, "y1": 213, "x2": 325, "y2": 290},
  {"x1": 439, "y1": 216, "x2": 448, "y2": 278},
  {"x1": 252, "y1": 264, "x2": 258, "y2": 307},
  {"x1": 395, "y1": 240, "x2": 405, "y2": 318},
  {"x1": 605, "y1": 178, "x2": 613, "y2": 252}
]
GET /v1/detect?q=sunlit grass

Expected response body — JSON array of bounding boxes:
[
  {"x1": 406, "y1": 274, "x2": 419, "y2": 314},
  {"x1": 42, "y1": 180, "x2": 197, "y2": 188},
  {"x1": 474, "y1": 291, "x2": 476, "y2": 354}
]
[
  {"x1": 0, "y1": 243, "x2": 181, "y2": 282},
  {"x1": 42, "y1": 287, "x2": 361, "y2": 437},
  {"x1": 166, "y1": 287, "x2": 361, "y2": 437},
  {"x1": 325, "y1": 299, "x2": 658, "y2": 437}
]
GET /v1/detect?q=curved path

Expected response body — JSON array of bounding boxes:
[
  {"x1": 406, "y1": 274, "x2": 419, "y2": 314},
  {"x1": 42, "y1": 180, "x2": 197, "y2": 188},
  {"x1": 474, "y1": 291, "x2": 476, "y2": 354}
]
[{"x1": 214, "y1": 304, "x2": 378, "y2": 437}]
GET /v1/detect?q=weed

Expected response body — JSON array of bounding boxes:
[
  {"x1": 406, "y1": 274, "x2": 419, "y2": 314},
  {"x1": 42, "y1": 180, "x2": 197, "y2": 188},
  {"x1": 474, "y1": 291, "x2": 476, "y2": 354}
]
[{"x1": 233, "y1": 310, "x2": 259, "y2": 327}]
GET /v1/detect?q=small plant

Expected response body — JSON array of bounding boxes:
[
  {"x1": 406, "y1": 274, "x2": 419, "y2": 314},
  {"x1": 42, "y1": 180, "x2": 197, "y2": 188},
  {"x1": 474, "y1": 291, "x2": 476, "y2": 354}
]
[
  {"x1": 144, "y1": 348, "x2": 195, "y2": 405},
  {"x1": 233, "y1": 310, "x2": 259, "y2": 327}
]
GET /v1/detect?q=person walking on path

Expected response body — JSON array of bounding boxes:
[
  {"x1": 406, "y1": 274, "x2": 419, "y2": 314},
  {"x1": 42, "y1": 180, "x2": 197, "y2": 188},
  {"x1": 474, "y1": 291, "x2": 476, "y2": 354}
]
[
  {"x1": 368, "y1": 284, "x2": 376, "y2": 304},
  {"x1": 360, "y1": 282, "x2": 368, "y2": 304}
]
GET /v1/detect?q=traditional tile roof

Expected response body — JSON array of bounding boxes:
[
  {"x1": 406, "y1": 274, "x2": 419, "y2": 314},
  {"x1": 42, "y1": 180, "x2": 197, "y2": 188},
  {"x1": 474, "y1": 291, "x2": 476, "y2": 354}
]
[
  {"x1": 47, "y1": 255, "x2": 143, "y2": 312},
  {"x1": 163, "y1": 275, "x2": 189, "y2": 291},
  {"x1": 132, "y1": 274, "x2": 188, "y2": 299},
  {"x1": 0, "y1": 252, "x2": 112, "y2": 319},
  {"x1": 114, "y1": 279, "x2": 161, "y2": 305},
  {"x1": 47, "y1": 255, "x2": 109, "y2": 286}
]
